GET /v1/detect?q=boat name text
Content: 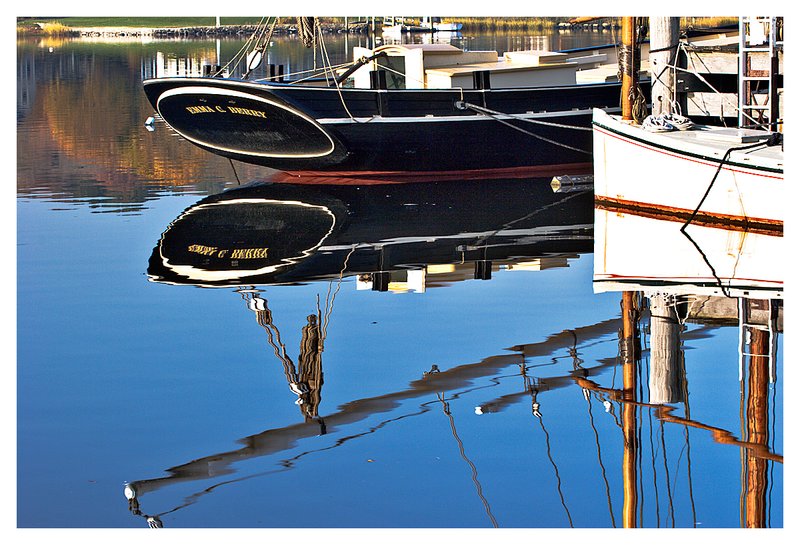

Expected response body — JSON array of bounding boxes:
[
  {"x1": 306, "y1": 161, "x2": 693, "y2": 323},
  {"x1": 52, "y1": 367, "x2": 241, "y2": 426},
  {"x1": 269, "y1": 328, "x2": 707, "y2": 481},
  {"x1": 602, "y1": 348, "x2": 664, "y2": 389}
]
[
  {"x1": 188, "y1": 244, "x2": 269, "y2": 259},
  {"x1": 185, "y1": 105, "x2": 267, "y2": 118}
]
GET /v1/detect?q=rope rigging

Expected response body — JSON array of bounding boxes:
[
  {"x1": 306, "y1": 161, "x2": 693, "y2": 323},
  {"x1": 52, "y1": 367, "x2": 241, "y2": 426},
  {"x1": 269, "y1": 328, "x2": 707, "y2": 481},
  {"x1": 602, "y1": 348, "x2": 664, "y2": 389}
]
[{"x1": 455, "y1": 101, "x2": 593, "y2": 155}]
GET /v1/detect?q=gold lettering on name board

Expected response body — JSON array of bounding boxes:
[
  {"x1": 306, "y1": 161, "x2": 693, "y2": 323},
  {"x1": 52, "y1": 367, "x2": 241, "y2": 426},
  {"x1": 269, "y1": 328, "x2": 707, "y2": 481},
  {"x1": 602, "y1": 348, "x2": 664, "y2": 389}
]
[
  {"x1": 228, "y1": 106, "x2": 268, "y2": 118},
  {"x1": 184, "y1": 105, "x2": 267, "y2": 118},
  {"x1": 230, "y1": 248, "x2": 269, "y2": 259},
  {"x1": 185, "y1": 105, "x2": 219, "y2": 114},
  {"x1": 188, "y1": 244, "x2": 268, "y2": 260}
]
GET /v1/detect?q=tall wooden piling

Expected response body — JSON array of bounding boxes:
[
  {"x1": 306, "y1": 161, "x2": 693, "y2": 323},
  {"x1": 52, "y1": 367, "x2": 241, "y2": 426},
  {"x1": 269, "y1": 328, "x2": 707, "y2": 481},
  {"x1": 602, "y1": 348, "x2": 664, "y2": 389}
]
[{"x1": 649, "y1": 17, "x2": 681, "y2": 116}]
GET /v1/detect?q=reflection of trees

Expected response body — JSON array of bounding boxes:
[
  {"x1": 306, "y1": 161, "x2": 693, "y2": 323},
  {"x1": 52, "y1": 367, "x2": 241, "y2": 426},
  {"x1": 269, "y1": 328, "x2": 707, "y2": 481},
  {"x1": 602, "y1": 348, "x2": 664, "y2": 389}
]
[{"x1": 16, "y1": 38, "x2": 273, "y2": 207}]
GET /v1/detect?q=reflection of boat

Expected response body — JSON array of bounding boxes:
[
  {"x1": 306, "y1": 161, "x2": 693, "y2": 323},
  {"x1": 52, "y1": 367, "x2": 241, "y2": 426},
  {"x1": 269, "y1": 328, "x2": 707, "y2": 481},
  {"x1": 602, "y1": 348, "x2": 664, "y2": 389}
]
[
  {"x1": 147, "y1": 177, "x2": 594, "y2": 288},
  {"x1": 592, "y1": 108, "x2": 784, "y2": 234},
  {"x1": 590, "y1": 206, "x2": 782, "y2": 527},
  {"x1": 143, "y1": 18, "x2": 642, "y2": 177},
  {"x1": 594, "y1": 207, "x2": 783, "y2": 299},
  {"x1": 123, "y1": 318, "x2": 625, "y2": 525}
]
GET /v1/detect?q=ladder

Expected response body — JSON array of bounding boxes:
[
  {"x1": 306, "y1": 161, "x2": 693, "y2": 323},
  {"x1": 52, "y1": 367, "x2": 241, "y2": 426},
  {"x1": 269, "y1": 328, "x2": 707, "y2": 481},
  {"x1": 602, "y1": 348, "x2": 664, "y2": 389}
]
[
  {"x1": 738, "y1": 16, "x2": 782, "y2": 130},
  {"x1": 738, "y1": 298, "x2": 780, "y2": 384}
]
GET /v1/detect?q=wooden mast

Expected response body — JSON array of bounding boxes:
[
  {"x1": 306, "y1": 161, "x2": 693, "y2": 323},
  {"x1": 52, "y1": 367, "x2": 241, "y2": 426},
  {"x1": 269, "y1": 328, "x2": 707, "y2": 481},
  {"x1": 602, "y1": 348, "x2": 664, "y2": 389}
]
[
  {"x1": 621, "y1": 17, "x2": 637, "y2": 121},
  {"x1": 619, "y1": 17, "x2": 640, "y2": 527}
]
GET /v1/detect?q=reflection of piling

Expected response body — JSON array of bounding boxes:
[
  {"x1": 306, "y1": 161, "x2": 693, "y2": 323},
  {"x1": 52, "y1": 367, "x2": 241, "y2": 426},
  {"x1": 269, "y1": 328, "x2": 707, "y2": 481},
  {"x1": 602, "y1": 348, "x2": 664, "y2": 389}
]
[
  {"x1": 743, "y1": 326, "x2": 770, "y2": 528},
  {"x1": 620, "y1": 291, "x2": 640, "y2": 527},
  {"x1": 649, "y1": 294, "x2": 686, "y2": 404}
]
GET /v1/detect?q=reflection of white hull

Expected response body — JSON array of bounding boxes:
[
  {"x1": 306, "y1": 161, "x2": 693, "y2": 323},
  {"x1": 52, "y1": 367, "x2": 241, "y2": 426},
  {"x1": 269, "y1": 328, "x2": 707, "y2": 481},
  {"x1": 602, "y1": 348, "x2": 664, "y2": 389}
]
[
  {"x1": 593, "y1": 210, "x2": 783, "y2": 299},
  {"x1": 592, "y1": 109, "x2": 783, "y2": 231}
]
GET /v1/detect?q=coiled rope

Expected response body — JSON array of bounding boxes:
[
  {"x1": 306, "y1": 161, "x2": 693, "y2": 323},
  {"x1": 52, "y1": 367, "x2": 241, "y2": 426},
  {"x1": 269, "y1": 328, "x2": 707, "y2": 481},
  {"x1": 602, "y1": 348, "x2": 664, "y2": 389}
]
[{"x1": 455, "y1": 101, "x2": 592, "y2": 155}]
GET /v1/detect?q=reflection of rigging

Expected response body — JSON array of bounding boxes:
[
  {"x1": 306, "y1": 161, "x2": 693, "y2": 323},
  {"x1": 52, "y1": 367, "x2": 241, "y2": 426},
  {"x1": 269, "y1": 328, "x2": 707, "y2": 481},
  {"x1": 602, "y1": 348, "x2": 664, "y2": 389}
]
[
  {"x1": 123, "y1": 318, "x2": 623, "y2": 525},
  {"x1": 523, "y1": 376, "x2": 575, "y2": 528},
  {"x1": 435, "y1": 392, "x2": 499, "y2": 528},
  {"x1": 235, "y1": 246, "x2": 357, "y2": 430},
  {"x1": 574, "y1": 292, "x2": 782, "y2": 528},
  {"x1": 240, "y1": 289, "x2": 327, "y2": 432}
]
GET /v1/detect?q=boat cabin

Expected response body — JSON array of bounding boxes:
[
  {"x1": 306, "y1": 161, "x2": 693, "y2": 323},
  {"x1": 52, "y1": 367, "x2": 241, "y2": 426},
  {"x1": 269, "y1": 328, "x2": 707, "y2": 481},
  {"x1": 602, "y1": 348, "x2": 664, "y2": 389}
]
[{"x1": 348, "y1": 43, "x2": 606, "y2": 90}]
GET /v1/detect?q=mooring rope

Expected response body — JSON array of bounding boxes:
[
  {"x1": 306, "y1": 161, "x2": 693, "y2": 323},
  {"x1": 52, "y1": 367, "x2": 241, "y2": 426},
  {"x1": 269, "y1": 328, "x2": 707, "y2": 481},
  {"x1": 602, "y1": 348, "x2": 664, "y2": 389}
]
[{"x1": 456, "y1": 101, "x2": 592, "y2": 155}]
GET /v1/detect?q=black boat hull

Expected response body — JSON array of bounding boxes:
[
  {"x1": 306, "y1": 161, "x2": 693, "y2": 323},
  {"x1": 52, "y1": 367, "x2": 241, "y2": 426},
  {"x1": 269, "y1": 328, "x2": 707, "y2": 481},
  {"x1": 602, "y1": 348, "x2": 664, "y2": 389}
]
[{"x1": 144, "y1": 77, "x2": 636, "y2": 175}]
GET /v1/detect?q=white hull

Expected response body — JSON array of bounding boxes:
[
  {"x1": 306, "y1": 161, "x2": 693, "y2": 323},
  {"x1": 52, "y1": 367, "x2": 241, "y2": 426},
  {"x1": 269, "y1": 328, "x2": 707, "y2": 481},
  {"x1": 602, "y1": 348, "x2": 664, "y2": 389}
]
[
  {"x1": 591, "y1": 109, "x2": 783, "y2": 230},
  {"x1": 593, "y1": 209, "x2": 783, "y2": 299}
]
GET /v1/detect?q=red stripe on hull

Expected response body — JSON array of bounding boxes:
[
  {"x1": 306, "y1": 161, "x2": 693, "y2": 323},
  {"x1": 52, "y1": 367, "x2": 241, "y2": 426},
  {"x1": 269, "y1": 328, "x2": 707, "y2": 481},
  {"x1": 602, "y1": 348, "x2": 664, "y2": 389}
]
[{"x1": 266, "y1": 163, "x2": 594, "y2": 185}]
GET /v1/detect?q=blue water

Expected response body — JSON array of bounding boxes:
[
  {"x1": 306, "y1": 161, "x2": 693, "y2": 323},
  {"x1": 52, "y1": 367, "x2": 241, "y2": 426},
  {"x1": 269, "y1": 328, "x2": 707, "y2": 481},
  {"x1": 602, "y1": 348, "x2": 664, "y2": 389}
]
[{"x1": 16, "y1": 27, "x2": 783, "y2": 530}]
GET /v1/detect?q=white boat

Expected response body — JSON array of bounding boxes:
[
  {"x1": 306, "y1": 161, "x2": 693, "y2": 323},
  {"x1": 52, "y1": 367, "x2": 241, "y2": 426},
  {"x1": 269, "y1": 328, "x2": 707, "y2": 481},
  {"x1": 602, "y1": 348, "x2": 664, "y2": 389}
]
[{"x1": 591, "y1": 108, "x2": 783, "y2": 234}]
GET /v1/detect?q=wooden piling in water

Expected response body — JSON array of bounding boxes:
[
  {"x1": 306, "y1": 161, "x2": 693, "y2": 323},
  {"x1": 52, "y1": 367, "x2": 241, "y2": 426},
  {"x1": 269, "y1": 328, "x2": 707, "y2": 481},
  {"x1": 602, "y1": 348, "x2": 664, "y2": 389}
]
[{"x1": 649, "y1": 17, "x2": 681, "y2": 116}]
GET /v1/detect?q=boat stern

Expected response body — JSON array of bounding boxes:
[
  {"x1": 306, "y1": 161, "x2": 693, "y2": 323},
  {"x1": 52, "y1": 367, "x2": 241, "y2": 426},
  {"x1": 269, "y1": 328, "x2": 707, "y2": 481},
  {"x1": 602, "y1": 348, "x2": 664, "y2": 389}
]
[{"x1": 143, "y1": 78, "x2": 345, "y2": 169}]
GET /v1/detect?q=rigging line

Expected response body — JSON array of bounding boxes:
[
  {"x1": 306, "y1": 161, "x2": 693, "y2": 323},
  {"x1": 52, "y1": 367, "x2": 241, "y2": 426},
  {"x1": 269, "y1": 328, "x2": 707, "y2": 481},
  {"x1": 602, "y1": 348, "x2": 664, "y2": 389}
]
[
  {"x1": 647, "y1": 396, "x2": 663, "y2": 527},
  {"x1": 228, "y1": 158, "x2": 241, "y2": 185},
  {"x1": 585, "y1": 393, "x2": 618, "y2": 527},
  {"x1": 458, "y1": 101, "x2": 593, "y2": 131},
  {"x1": 680, "y1": 363, "x2": 698, "y2": 528},
  {"x1": 679, "y1": 227, "x2": 731, "y2": 298},
  {"x1": 465, "y1": 106, "x2": 592, "y2": 154},
  {"x1": 659, "y1": 419, "x2": 676, "y2": 527},
  {"x1": 246, "y1": 293, "x2": 300, "y2": 381},
  {"x1": 679, "y1": 138, "x2": 777, "y2": 297},
  {"x1": 535, "y1": 409, "x2": 574, "y2": 527},
  {"x1": 768, "y1": 380, "x2": 776, "y2": 528},
  {"x1": 436, "y1": 392, "x2": 499, "y2": 528},
  {"x1": 666, "y1": 54, "x2": 767, "y2": 128},
  {"x1": 254, "y1": 61, "x2": 352, "y2": 83},
  {"x1": 227, "y1": 17, "x2": 273, "y2": 78},
  {"x1": 637, "y1": 389, "x2": 644, "y2": 526},
  {"x1": 317, "y1": 26, "x2": 363, "y2": 122},
  {"x1": 470, "y1": 190, "x2": 588, "y2": 247},
  {"x1": 321, "y1": 244, "x2": 359, "y2": 340}
]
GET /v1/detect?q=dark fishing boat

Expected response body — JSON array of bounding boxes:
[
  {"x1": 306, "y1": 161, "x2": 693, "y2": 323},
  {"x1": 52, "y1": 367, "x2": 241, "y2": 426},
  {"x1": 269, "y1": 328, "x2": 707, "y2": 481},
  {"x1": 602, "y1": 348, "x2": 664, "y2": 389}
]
[
  {"x1": 142, "y1": 18, "x2": 648, "y2": 179},
  {"x1": 147, "y1": 176, "x2": 594, "y2": 288}
]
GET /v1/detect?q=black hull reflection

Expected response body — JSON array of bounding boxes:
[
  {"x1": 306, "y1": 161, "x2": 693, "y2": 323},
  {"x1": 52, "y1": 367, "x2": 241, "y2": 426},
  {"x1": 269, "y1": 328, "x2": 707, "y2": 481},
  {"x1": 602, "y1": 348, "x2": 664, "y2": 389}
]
[{"x1": 148, "y1": 177, "x2": 594, "y2": 288}]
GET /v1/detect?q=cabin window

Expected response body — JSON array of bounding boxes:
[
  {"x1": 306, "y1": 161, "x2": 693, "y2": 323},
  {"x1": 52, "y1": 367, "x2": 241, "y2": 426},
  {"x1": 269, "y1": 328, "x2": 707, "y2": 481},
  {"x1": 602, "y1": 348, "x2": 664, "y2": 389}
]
[{"x1": 376, "y1": 56, "x2": 406, "y2": 89}]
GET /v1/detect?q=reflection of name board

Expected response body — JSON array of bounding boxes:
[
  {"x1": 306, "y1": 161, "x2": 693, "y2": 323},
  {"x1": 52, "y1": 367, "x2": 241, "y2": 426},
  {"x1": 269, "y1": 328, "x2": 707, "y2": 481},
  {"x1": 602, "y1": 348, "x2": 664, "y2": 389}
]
[
  {"x1": 188, "y1": 244, "x2": 269, "y2": 259},
  {"x1": 185, "y1": 105, "x2": 267, "y2": 118}
]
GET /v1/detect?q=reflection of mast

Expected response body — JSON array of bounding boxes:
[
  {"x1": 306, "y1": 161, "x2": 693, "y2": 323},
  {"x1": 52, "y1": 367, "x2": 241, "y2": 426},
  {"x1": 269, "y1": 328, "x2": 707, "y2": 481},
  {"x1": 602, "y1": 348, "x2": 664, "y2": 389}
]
[
  {"x1": 240, "y1": 289, "x2": 326, "y2": 432},
  {"x1": 620, "y1": 291, "x2": 641, "y2": 528},
  {"x1": 574, "y1": 295, "x2": 782, "y2": 528}
]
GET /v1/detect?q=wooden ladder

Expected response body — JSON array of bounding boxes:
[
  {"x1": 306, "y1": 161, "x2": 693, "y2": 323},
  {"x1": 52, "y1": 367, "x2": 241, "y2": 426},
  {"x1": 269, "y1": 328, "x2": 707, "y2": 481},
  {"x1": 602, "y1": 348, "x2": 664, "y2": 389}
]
[{"x1": 738, "y1": 16, "x2": 782, "y2": 130}]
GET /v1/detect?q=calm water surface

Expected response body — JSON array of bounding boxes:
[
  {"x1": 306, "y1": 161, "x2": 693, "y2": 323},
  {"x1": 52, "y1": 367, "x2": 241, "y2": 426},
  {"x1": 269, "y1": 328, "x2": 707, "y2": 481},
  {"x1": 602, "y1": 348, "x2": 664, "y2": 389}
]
[{"x1": 16, "y1": 28, "x2": 783, "y2": 529}]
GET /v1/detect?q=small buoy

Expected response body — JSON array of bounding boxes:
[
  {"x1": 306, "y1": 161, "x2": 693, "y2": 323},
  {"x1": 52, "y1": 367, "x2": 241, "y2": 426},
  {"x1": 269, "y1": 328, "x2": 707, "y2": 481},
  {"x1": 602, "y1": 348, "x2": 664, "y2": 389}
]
[{"x1": 124, "y1": 483, "x2": 136, "y2": 499}]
